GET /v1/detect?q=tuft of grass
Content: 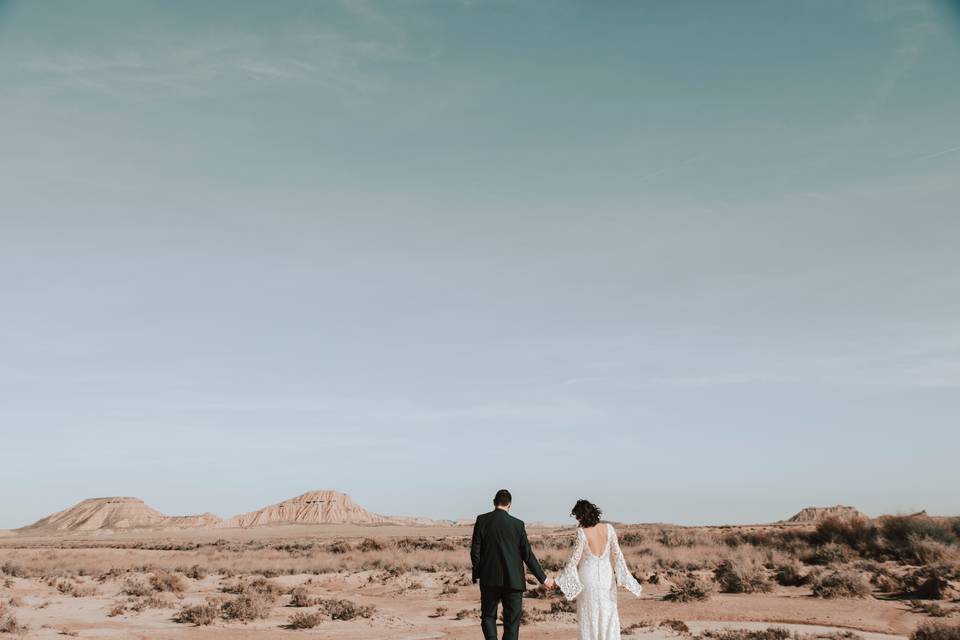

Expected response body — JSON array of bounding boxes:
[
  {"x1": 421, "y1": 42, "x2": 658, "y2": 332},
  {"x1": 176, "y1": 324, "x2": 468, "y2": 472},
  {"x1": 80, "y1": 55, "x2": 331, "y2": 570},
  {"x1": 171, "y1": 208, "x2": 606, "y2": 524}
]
[{"x1": 810, "y1": 569, "x2": 871, "y2": 599}]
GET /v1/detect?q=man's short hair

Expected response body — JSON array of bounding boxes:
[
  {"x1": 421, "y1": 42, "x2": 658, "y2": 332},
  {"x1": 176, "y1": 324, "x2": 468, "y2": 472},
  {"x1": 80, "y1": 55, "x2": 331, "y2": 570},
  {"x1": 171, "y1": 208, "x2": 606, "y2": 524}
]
[{"x1": 494, "y1": 489, "x2": 512, "y2": 507}]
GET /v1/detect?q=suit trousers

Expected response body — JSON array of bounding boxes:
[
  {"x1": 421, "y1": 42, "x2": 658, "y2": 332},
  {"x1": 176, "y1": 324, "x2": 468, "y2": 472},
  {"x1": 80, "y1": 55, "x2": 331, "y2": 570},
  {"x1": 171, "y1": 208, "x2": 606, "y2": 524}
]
[{"x1": 480, "y1": 586, "x2": 523, "y2": 640}]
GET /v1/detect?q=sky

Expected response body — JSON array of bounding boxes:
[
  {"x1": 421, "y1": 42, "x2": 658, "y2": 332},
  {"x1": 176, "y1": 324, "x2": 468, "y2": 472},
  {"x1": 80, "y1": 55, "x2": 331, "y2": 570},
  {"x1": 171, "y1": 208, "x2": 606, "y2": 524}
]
[{"x1": 1, "y1": 0, "x2": 959, "y2": 530}]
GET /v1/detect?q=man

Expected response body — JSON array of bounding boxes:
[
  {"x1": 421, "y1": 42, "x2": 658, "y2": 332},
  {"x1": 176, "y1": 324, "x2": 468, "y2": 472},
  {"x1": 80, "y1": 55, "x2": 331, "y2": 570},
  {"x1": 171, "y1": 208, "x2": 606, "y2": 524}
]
[{"x1": 471, "y1": 489, "x2": 555, "y2": 640}]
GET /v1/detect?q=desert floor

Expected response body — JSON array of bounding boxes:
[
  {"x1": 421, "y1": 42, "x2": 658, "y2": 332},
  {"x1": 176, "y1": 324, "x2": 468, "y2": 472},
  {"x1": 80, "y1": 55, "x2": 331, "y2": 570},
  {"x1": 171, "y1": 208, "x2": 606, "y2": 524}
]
[{"x1": 0, "y1": 524, "x2": 948, "y2": 639}]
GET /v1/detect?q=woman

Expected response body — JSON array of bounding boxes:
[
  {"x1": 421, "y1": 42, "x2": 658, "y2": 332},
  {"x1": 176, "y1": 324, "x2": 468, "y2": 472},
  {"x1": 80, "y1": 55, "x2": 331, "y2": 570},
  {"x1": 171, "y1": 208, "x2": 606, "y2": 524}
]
[{"x1": 552, "y1": 499, "x2": 642, "y2": 640}]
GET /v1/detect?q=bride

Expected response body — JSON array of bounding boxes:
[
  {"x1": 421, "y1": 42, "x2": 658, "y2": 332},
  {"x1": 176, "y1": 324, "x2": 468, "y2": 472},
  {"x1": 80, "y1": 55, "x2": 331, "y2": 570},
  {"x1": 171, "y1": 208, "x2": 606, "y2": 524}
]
[{"x1": 551, "y1": 499, "x2": 642, "y2": 640}]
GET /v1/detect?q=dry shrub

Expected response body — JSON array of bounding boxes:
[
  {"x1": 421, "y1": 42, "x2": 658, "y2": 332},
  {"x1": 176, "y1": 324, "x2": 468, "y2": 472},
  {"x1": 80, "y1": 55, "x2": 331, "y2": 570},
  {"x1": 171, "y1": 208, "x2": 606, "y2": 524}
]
[
  {"x1": 441, "y1": 584, "x2": 459, "y2": 595},
  {"x1": 907, "y1": 565, "x2": 959, "y2": 600},
  {"x1": 810, "y1": 569, "x2": 871, "y2": 598},
  {"x1": 108, "y1": 602, "x2": 127, "y2": 617},
  {"x1": 701, "y1": 627, "x2": 792, "y2": 640},
  {"x1": 455, "y1": 607, "x2": 480, "y2": 620},
  {"x1": 714, "y1": 560, "x2": 772, "y2": 593},
  {"x1": 149, "y1": 571, "x2": 186, "y2": 594},
  {"x1": 809, "y1": 543, "x2": 855, "y2": 565},
  {"x1": 288, "y1": 586, "x2": 315, "y2": 608},
  {"x1": 174, "y1": 601, "x2": 219, "y2": 626},
  {"x1": 287, "y1": 611, "x2": 326, "y2": 629},
  {"x1": 429, "y1": 606, "x2": 448, "y2": 618},
  {"x1": 181, "y1": 565, "x2": 207, "y2": 580},
  {"x1": 56, "y1": 580, "x2": 75, "y2": 595},
  {"x1": 882, "y1": 517, "x2": 958, "y2": 563},
  {"x1": 129, "y1": 594, "x2": 175, "y2": 611},
  {"x1": 774, "y1": 562, "x2": 808, "y2": 587},
  {"x1": 358, "y1": 538, "x2": 383, "y2": 552},
  {"x1": 664, "y1": 574, "x2": 714, "y2": 602},
  {"x1": 550, "y1": 600, "x2": 576, "y2": 614},
  {"x1": 908, "y1": 600, "x2": 953, "y2": 617},
  {"x1": 222, "y1": 593, "x2": 274, "y2": 621},
  {"x1": 913, "y1": 621, "x2": 960, "y2": 640},
  {"x1": 0, "y1": 613, "x2": 28, "y2": 634},
  {"x1": 5, "y1": 600, "x2": 20, "y2": 610},
  {"x1": 122, "y1": 578, "x2": 151, "y2": 597},
  {"x1": 316, "y1": 598, "x2": 375, "y2": 621},
  {"x1": 661, "y1": 619, "x2": 690, "y2": 634},
  {"x1": 814, "y1": 517, "x2": 879, "y2": 555},
  {"x1": 0, "y1": 564, "x2": 26, "y2": 579}
]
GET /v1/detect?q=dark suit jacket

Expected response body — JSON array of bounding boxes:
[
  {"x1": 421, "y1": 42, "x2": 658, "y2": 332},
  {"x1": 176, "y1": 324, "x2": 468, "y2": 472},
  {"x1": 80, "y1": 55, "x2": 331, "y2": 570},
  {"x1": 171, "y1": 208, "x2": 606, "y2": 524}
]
[{"x1": 470, "y1": 508, "x2": 547, "y2": 590}]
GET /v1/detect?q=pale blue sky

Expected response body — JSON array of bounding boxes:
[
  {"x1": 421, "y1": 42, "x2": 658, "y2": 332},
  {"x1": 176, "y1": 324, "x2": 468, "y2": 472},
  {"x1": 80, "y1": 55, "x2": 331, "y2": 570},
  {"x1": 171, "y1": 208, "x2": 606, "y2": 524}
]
[{"x1": 2, "y1": 1, "x2": 959, "y2": 529}]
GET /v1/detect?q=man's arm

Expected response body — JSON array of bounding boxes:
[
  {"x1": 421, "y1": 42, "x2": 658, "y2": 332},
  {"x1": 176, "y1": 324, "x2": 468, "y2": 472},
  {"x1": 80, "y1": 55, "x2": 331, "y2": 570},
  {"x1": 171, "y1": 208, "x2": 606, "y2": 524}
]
[
  {"x1": 470, "y1": 516, "x2": 483, "y2": 584},
  {"x1": 519, "y1": 523, "x2": 547, "y2": 584}
]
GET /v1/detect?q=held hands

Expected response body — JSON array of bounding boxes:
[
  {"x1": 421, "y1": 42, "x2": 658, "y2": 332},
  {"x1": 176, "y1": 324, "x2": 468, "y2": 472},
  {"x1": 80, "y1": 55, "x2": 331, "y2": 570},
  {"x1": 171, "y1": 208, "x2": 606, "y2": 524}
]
[{"x1": 544, "y1": 577, "x2": 557, "y2": 590}]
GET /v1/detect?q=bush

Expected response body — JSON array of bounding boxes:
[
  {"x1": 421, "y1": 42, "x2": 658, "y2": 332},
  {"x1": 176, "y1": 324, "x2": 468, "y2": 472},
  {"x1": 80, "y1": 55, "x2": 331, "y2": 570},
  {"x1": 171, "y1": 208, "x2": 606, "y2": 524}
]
[
  {"x1": 122, "y1": 578, "x2": 151, "y2": 597},
  {"x1": 714, "y1": 560, "x2": 773, "y2": 593},
  {"x1": 149, "y1": 571, "x2": 186, "y2": 594},
  {"x1": 664, "y1": 574, "x2": 714, "y2": 602},
  {"x1": 0, "y1": 614, "x2": 27, "y2": 634},
  {"x1": 288, "y1": 586, "x2": 315, "y2": 608},
  {"x1": 287, "y1": 611, "x2": 326, "y2": 629},
  {"x1": 774, "y1": 562, "x2": 808, "y2": 587},
  {"x1": 315, "y1": 598, "x2": 375, "y2": 621},
  {"x1": 907, "y1": 565, "x2": 958, "y2": 600},
  {"x1": 814, "y1": 517, "x2": 879, "y2": 554},
  {"x1": 174, "y1": 602, "x2": 219, "y2": 626},
  {"x1": 222, "y1": 593, "x2": 274, "y2": 621},
  {"x1": 701, "y1": 628, "x2": 793, "y2": 640},
  {"x1": 912, "y1": 621, "x2": 960, "y2": 640},
  {"x1": 182, "y1": 565, "x2": 207, "y2": 580},
  {"x1": 810, "y1": 570, "x2": 871, "y2": 599},
  {"x1": 810, "y1": 543, "x2": 855, "y2": 565},
  {"x1": 881, "y1": 517, "x2": 957, "y2": 563}
]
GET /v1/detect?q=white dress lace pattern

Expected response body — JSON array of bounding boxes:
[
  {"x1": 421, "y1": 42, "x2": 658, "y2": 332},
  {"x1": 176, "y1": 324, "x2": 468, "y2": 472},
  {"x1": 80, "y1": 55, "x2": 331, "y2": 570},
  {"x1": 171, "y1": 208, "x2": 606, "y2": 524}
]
[{"x1": 555, "y1": 523, "x2": 642, "y2": 640}]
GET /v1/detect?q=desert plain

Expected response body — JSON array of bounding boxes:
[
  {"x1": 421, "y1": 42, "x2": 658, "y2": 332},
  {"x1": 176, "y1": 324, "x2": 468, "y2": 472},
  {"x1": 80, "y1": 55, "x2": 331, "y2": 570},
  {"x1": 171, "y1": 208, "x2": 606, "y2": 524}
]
[{"x1": 1, "y1": 492, "x2": 958, "y2": 640}]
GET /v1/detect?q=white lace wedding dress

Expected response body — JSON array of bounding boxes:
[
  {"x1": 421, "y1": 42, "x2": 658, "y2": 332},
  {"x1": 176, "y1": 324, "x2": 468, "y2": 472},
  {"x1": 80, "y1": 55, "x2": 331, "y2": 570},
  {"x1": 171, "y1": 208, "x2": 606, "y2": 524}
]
[{"x1": 555, "y1": 523, "x2": 642, "y2": 640}]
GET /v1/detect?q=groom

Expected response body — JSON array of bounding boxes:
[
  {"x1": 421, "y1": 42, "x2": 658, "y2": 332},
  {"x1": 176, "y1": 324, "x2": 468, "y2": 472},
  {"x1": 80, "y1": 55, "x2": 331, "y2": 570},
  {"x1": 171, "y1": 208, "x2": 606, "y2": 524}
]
[{"x1": 471, "y1": 489, "x2": 555, "y2": 640}]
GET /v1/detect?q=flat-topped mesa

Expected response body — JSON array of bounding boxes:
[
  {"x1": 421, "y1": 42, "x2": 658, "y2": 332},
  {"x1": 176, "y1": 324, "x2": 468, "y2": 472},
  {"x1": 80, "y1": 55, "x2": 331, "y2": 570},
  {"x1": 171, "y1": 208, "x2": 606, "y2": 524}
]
[
  {"x1": 222, "y1": 490, "x2": 389, "y2": 528},
  {"x1": 18, "y1": 497, "x2": 167, "y2": 532},
  {"x1": 783, "y1": 505, "x2": 866, "y2": 524}
]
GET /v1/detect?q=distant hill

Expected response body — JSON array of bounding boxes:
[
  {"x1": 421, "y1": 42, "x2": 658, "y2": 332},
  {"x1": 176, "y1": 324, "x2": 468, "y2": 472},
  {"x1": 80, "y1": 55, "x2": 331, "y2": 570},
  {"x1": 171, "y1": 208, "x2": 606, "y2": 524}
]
[
  {"x1": 16, "y1": 497, "x2": 222, "y2": 533},
  {"x1": 221, "y1": 490, "x2": 389, "y2": 528},
  {"x1": 783, "y1": 505, "x2": 866, "y2": 524}
]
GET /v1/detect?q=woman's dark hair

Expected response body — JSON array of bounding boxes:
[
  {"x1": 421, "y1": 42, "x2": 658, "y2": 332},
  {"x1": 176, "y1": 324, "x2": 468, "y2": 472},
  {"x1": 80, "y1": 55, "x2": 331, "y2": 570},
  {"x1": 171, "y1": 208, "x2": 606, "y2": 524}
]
[{"x1": 571, "y1": 499, "x2": 602, "y2": 528}]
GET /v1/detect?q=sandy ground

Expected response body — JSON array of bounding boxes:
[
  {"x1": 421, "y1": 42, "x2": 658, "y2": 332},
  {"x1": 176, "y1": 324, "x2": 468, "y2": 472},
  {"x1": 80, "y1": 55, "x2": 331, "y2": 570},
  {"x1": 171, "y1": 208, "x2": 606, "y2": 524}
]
[{"x1": 0, "y1": 526, "x2": 935, "y2": 639}]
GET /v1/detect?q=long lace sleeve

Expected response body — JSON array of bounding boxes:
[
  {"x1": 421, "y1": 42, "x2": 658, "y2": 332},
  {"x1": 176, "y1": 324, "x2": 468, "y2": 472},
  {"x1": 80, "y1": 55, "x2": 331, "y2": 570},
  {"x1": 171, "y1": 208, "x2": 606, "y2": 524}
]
[
  {"x1": 555, "y1": 528, "x2": 585, "y2": 600},
  {"x1": 609, "y1": 524, "x2": 642, "y2": 597}
]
